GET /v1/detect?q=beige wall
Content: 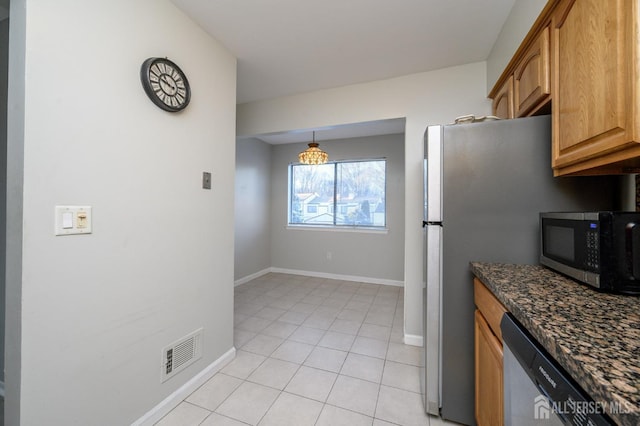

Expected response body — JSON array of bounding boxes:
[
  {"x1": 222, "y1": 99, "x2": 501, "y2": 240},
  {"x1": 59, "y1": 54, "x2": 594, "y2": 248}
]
[
  {"x1": 6, "y1": 0, "x2": 237, "y2": 424},
  {"x1": 270, "y1": 133, "x2": 405, "y2": 283},
  {"x1": 235, "y1": 138, "x2": 272, "y2": 281}
]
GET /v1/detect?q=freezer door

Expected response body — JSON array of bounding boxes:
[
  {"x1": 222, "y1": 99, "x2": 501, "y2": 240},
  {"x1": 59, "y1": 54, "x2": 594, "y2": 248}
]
[
  {"x1": 424, "y1": 125, "x2": 443, "y2": 223},
  {"x1": 424, "y1": 223, "x2": 442, "y2": 415}
]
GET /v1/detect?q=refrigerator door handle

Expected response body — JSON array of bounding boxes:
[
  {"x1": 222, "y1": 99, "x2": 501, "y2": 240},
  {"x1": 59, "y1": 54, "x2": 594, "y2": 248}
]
[{"x1": 425, "y1": 126, "x2": 443, "y2": 223}]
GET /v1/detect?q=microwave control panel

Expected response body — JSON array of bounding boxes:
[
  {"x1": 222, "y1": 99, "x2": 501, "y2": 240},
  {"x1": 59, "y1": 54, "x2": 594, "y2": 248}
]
[{"x1": 585, "y1": 223, "x2": 599, "y2": 270}]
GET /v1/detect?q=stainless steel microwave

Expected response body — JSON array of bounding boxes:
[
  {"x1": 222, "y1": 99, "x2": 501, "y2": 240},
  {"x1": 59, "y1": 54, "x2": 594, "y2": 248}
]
[{"x1": 540, "y1": 212, "x2": 640, "y2": 295}]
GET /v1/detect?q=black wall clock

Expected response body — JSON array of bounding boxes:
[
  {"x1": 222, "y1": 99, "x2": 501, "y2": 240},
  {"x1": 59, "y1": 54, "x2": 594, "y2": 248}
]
[{"x1": 140, "y1": 57, "x2": 191, "y2": 112}]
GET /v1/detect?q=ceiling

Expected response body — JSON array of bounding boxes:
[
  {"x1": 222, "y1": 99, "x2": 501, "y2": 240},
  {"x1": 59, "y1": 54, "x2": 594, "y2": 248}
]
[
  {"x1": 255, "y1": 118, "x2": 406, "y2": 145},
  {"x1": 171, "y1": 0, "x2": 517, "y2": 144}
]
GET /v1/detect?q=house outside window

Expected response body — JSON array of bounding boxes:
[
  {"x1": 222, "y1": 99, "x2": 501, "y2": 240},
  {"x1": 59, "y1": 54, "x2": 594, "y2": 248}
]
[{"x1": 289, "y1": 159, "x2": 386, "y2": 228}]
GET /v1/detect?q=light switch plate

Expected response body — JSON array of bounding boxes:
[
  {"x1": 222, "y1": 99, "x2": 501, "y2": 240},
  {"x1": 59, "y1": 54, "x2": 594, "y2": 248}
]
[{"x1": 55, "y1": 206, "x2": 92, "y2": 236}]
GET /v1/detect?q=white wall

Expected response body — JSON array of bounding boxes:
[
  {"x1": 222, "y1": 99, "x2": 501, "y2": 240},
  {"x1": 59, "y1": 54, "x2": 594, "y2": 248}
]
[
  {"x1": 237, "y1": 61, "x2": 491, "y2": 341},
  {"x1": 270, "y1": 133, "x2": 405, "y2": 283},
  {"x1": 6, "y1": 0, "x2": 236, "y2": 424},
  {"x1": 235, "y1": 138, "x2": 272, "y2": 281},
  {"x1": 485, "y1": 0, "x2": 547, "y2": 93}
]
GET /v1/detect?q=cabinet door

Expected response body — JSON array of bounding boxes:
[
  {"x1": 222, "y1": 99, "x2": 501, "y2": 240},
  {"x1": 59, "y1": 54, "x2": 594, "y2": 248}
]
[
  {"x1": 492, "y1": 76, "x2": 514, "y2": 119},
  {"x1": 514, "y1": 26, "x2": 550, "y2": 117},
  {"x1": 552, "y1": 0, "x2": 640, "y2": 174},
  {"x1": 474, "y1": 278, "x2": 507, "y2": 341},
  {"x1": 475, "y1": 310, "x2": 504, "y2": 426}
]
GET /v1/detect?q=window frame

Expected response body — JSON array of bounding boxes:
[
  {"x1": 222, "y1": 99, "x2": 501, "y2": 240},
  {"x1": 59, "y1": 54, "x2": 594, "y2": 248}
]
[{"x1": 288, "y1": 158, "x2": 387, "y2": 231}]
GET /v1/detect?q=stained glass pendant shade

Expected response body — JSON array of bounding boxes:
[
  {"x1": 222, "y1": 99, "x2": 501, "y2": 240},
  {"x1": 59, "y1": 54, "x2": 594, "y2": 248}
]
[{"x1": 298, "y1": 131, "x2": 328, "y2": 165}]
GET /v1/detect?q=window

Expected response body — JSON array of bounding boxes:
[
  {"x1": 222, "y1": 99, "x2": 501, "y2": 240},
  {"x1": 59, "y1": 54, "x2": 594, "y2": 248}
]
[{"x1": 289, "y1": 159, "x2": 386, "y2": 228}]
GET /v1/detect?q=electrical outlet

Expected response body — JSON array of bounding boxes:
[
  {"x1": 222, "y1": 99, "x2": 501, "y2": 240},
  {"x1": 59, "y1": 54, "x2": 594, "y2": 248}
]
[{"x1": 326, "y1": 251, "x2": 332, "y2": 260}]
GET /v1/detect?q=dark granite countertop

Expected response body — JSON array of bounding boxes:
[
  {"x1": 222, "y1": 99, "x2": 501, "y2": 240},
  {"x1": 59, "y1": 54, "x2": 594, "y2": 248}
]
[{"x1": 470, "y1": 262, "x2": 640, "y2": 426}]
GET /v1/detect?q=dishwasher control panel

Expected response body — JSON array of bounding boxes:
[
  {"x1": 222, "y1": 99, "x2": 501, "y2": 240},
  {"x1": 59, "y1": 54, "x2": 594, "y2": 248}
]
[{"x1": 501, "y1": 314, "x2": 614, "y2": 426}]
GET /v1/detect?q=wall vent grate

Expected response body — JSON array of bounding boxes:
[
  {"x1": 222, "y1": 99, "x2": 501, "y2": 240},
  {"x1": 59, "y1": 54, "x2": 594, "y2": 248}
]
[{"x1": 161, "y1": 328, "x2": 203, "y2": 382}]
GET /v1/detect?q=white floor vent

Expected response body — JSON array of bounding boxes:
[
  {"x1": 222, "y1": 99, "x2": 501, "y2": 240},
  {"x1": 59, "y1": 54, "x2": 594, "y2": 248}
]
[{"x1": 161, "y1": 328, "x2": 203, "y2": 382}]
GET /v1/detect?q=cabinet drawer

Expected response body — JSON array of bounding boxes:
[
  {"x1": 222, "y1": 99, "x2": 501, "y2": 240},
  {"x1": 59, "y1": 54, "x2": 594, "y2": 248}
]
[{"x1": 473, "y1": 278, "x2": 507, "y2": 341}]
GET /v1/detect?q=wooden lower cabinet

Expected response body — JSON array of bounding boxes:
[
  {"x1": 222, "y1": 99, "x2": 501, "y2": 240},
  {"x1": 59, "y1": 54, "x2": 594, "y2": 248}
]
[
  {"x1": 474, "y1": 278, "x2": 506, "y2": 426},
  {"x1": 475, "y1": 310, "x2": 504, "y2": 426}
]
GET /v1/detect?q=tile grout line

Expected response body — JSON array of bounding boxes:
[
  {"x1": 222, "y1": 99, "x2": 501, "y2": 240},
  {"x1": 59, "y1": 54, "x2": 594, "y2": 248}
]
[{"x1": 159, "y1": 273, "x2": 419, "y2": 426}]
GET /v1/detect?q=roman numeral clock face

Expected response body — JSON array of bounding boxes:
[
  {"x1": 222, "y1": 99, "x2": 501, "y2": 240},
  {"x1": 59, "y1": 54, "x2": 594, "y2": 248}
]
[{"x1": 140, "y1": 57, "x2": 191, "y2": 112}]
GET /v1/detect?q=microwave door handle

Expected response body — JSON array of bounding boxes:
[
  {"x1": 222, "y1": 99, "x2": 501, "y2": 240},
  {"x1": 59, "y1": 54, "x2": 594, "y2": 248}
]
[{"x1": 627, "y1": 223, "x2": 640, "y2": 280}]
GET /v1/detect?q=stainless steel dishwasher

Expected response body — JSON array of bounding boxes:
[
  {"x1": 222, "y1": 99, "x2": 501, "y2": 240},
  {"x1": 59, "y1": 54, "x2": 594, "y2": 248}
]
[{"x1": 500, "y1": 313, "x2": 613, "y2": 425}]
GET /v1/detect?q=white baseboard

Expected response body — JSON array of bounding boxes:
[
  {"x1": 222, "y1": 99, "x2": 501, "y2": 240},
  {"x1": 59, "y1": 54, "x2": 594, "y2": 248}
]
[
  {"x1": 234, "y1": 268, "x2": 271, "y2": 287},
  {"x1": 132, "y1": 347, "x2": 236, "y2": 426},
  {"x1": 270, "y1": 267, "x2": 404, "y2": 287},
  {"x1": 404, "y1": 333, "x2": 423, "y2": 347}
]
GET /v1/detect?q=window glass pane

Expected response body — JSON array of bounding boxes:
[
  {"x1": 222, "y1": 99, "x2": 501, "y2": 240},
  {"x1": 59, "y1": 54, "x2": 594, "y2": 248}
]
[
  {"x1": 336, "y1": 161, "x2": 385, "y2": 226},
  {"x1": 290, "y1": 163, "x2": 335, "y2": 225},
  {"x1": 289, "y1": 159, "x2": 386, "y2": 228}
]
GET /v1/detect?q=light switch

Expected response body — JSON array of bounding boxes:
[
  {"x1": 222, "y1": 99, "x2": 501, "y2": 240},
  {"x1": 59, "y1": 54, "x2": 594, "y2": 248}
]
[
  {"x1": 55, "y1": 206, "x2": 92, "y2": 236},
  {"x1": 76, "y1": 212, "x2": 88, "y2": 229},
  {"x1": 62, "y1": 212, "x2": 73, "y2": 229}
]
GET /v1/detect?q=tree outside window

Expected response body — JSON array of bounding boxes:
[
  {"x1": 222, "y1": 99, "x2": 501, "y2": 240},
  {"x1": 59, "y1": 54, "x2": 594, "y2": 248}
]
[{"x1": 289, "y1": 160, "x2": 386, "y2": 228}]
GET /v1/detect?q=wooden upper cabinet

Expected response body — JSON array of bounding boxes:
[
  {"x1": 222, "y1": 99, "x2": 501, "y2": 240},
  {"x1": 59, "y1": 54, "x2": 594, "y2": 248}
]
[
  {"x1": 489, "y1": 4, "x2": 554, "y2": 120},
  {"x1": 552, "y1": 0, "x2": 640, "y2": 175},
  {"x1": 489, "y1": 0, "x2": 640, "y2": 175},
  {"x1": 514, "y1": 26, "x2": 550, "y2": 117},
  {"x1": 492, "y1": 76, "x2": 514, "y2": 119}
]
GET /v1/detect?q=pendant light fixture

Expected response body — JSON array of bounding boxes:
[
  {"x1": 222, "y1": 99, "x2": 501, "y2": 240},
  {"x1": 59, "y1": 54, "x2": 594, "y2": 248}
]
[{"x1": 298, "y1": 131, "x2": 328, "y2": 165}]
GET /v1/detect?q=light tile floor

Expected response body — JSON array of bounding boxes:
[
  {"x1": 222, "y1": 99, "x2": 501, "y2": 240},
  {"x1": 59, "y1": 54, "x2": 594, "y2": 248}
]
[{"x1": 156, "y1": 273, "x2": 458, "y2": 426}]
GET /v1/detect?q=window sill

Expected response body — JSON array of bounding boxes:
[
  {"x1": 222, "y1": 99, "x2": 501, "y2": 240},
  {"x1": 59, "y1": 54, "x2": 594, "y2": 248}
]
[{"x1": 286, "y1": 225, "x2": 388, "y2": 234}]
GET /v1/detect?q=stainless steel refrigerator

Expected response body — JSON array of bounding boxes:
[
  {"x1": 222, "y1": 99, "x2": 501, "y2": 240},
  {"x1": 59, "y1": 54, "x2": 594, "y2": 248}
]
[{"x1": 422, "y1": 115, "x2": 618, "y2": 425}]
